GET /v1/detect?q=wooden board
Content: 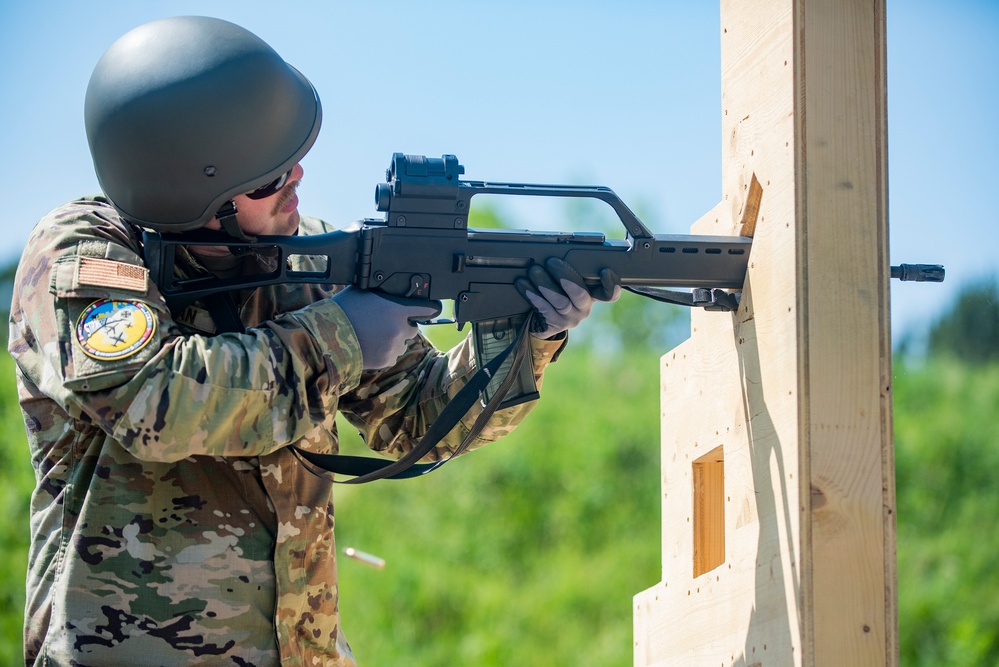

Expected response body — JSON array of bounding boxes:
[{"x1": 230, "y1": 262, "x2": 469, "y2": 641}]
[{"x1": 633, "y1": 0, "x2": 896, "y2": 664}]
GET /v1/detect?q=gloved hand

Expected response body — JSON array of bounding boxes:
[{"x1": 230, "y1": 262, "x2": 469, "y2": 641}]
[
  {"x1": 514, "y1": 257, "x2": 621, "y2": 339},
  {"x1": 331, "y1": 288, "x2": 442, "y2": 370}
]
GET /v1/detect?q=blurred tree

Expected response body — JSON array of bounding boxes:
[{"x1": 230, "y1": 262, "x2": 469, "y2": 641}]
[
  {"x1": 0, "y1": 259, "x2": 16, "y2": 345},
  {"x1": 927, "y1": 276, "x2": 999, "y2": 364},
  {"x1": 467, "y1": 202, "x2": 508, "y2": 230},
  {"x1": 893, "y1": 357, "x2": 999, "y2": 665}
]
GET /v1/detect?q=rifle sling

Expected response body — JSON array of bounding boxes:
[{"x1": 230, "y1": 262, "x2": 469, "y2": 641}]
[
  {"x1": 292, "y1": 313, "x2": 533, "y2": 484},
  {"x1": 203, "y1": 291, "x2": 246, "y2": 335},
  {"x1": 197, "y1": 279, "x2": 532, "y2": 484},
  {"x1": 625, "y1": 286, "x2": 740, "y2": 311}
]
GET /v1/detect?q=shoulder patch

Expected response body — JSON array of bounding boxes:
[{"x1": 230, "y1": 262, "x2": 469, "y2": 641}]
[{"x1": 75, "y1": 299, "x2": 157, "y2": 361}]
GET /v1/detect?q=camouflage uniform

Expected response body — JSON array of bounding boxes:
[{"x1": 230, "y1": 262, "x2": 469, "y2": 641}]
[{"x1": 8, "y1": 197, "x2": 566, "y2": 666}]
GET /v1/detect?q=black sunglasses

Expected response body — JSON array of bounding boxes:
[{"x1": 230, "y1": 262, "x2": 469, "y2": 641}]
[{"x1": 245, "y1": 170, "x2": 291, "y2": 200}]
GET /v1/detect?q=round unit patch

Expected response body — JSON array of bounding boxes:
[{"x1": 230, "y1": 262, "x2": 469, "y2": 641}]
[{"x1": 75, "y1": 299, "x2": 157, "y2": 361}]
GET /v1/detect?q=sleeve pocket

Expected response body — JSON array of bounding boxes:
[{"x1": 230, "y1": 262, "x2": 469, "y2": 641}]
[{"x1": 50, "y1": 254, "x2": 167, "y2": 392}]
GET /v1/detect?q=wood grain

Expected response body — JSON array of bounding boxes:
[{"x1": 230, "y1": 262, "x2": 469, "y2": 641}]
[{"x1": 634, "y1": 0, "x2": 895, "y2": 664}]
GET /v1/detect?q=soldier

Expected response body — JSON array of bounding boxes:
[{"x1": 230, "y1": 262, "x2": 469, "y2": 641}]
[{"x1": 7, "y1": 16, "x2": 618, "y2": 667}]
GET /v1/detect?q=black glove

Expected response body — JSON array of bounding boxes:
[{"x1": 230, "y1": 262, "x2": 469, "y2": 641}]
[
  {"x1": 514, "y1": 258, "x2": 621, "y2": 339},
  {"x1": 331, "y1": 288, "x2": 442, "y2": 370}
]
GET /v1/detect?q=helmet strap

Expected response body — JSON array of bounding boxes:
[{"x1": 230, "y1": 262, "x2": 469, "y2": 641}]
[{"x1": 215, "y1": 200, "x2": 257, "y2": 244}]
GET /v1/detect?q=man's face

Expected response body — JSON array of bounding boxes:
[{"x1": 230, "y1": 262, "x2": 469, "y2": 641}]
[{"x1": 207, "y1": 163, "x2": 305, "y2": 237}]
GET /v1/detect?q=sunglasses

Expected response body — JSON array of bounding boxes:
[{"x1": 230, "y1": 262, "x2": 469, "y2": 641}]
[{"x1": 245, "y1": 169, "x2": 292, "y2": 200}]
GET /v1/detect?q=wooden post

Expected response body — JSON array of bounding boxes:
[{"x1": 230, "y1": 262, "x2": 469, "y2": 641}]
[{"x1": 633, "y1": 0, "x2": 897, "y2": 665}]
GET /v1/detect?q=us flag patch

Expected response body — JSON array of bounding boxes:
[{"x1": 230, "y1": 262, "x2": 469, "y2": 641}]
[{"x1": 77, "y1": 257, "x2": 148, "y2": 293}]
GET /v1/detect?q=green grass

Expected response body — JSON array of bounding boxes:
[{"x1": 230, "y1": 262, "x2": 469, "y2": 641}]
[
  {"x1": 333, "y1": 342, "x2": 663, "y2": 666},
  {"x1": 0, "y1": 353, "x2": 31, "y2": 665},
  {"x1": 1, "y1": 346, "x2": 997, "y2": 665}
]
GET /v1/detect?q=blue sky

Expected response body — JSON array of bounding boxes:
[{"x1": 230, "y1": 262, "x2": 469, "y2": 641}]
[{"x1": 1, "y1": 1, "x2": 995, "y2": 342}]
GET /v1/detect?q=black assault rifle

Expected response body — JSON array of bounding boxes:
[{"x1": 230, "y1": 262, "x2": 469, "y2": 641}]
[
  {"x1": 143, "y1": 153, "x2": 757, "y2": 409},
  {"x1": 142, "y1": 152, "x2": 943, "y2": 416}
]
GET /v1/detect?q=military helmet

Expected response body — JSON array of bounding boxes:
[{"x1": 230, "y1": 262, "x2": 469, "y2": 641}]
[{"x1": 84, "y1": 16, "x2": 322, "y2": 231}]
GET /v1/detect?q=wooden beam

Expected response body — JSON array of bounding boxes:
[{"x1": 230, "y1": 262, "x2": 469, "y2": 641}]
[{"x1": 633, "y1": 0, "x2": 896, "y2": 664}]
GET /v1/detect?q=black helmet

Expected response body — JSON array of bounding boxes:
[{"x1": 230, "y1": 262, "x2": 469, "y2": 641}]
[{"x1": 84, "y1": 16, "x2": 322, "y2": 231}]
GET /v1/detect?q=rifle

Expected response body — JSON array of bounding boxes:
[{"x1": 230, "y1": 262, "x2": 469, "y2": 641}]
[
  {"x1": 141, "y1": 154, "x2": 941, "y2": 481},
  {"x1": 144, "y1": 152, "x2": 948, "y2": 404},
  {"x1": 143, "y1": 153, "x2": 754, "y2": 407}
]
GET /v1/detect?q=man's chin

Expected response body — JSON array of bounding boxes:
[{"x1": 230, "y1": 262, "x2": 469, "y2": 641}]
[{"x1": 272, "y1": 210, "x2": 301, "y2": 236}]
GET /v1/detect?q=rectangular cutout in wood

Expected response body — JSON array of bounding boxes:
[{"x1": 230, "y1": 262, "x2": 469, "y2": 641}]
[{"x1": 693, "y1": 446, "x2": 725, "y2": 577}]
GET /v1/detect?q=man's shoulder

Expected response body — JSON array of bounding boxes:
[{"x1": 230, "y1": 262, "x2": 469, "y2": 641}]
[
  {"x1": 44, "y1": 195, "x2": 121, "y2": 222},
  {"x1": 298, "y1": 214, "x2": 336, "y2": 236},
  {"x1": 33, "y1": 195, "x2": 134, "y2": 242},
  {"x1": 24, "y1": 196, "x2": 142, "y2": 259}
]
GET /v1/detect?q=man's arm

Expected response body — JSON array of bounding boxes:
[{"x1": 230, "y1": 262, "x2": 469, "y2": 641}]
[
  {"x1": 336, "y1": 329, "x2": 567, "y2": 463},
  {"x1": 10, "y1": 199, "x2": 365, "y2": 463}
]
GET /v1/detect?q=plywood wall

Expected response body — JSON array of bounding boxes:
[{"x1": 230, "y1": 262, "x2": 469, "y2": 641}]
[{"x1": 633, "y1": 1, "x2": 896, "y2": 664}]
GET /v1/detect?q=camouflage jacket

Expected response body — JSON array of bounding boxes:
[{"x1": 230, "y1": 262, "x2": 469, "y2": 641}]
[{"x1": 8, "y1": 197, "x2": 566, "y2": 667}]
